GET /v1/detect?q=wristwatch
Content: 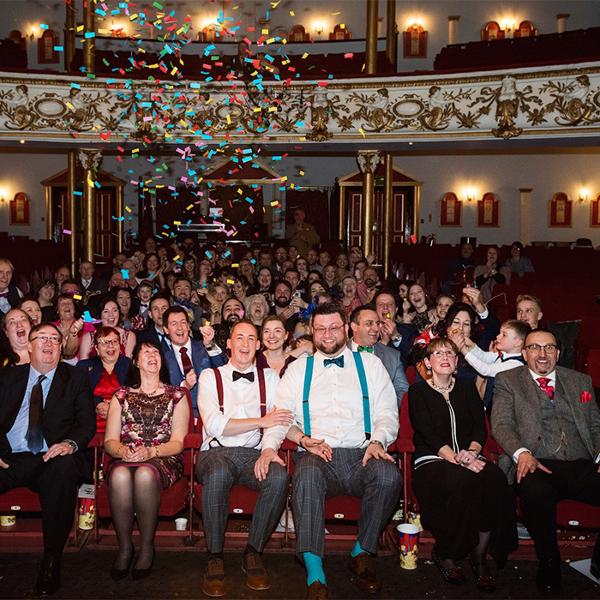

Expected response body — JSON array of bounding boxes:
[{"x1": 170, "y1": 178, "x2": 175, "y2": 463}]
[
  {"x1": 62, "y1": 439, "x2": 78, "y2": 452},
  {"x1": 369, "y1": 440, "x2": 384, "y2": 449}
]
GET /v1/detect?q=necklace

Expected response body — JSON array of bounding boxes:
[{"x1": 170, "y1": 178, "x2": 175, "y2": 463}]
[
  {"x1": 139, "y1": 385, "x2": 162, "y2": 396},
  {"x1": 430, "y1": 377, "x2": 455, "y2": 393}
]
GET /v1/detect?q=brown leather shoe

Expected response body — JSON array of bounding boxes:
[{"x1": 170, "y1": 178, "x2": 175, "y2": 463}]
[
  {"x1": 306, "y1": 580, "x2": 328, "y2": 599},
  {"x1": 201, "y1": 557, "x2": 226, "y2": 598},
  {"x1": 349, "y1": 552, "x2": 381, "y2": 595},
  {"x1": 242, "y1": 550, "x2": 270, "y2": 591}
]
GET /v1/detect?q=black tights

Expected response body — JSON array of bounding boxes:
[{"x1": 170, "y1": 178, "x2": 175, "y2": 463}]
[{"x1": 108, "y1": 465, "x2": 160, "y2": 570}]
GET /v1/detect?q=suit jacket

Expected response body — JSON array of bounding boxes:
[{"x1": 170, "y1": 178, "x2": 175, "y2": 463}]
[
  {"x1": 164, "y1": 340, "x2": 228, "y2": 411},
  {"x1": 374, "y1": 342, "x2": 409, "y2": 408},
  {"x1": 81, "y1": 277, "x2": 106, "y2": 294},
  {"x1": 136, "y1": 323, "x2": 170, "y2": 351},
  {"x1": 491, "y1": 365, "x2": 600, "y2": 478},
  {"x1": 0, "y1": 363, "x2": 96, "y2": 474},
  {"x1": 386, "y1": 323, "x2": 417, "y2": 368},
  {"x1": 76, "y1": 356, "x2": 131, "y2": 405}
]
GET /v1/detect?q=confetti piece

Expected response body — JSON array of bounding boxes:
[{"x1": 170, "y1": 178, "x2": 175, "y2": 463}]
[{"x1": 121, "y1": 269, "x2": 129, "y2": 280}]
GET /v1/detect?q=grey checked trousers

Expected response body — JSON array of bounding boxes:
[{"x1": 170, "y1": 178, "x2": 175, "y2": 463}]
[
  {"x1": 195, "y1": 446, "x2": 289, "y2": 553},
  {"x1": 292, "y1": 448, "x2": 402, "y2": 557}
]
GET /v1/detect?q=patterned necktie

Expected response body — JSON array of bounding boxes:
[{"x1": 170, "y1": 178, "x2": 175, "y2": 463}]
[
  {"x1": 179, "y1": 347, "x2": 193, "y2": 375},
  {"x1": 27, "y1": 374, "x2": 46, "y2": 454},
  {"x1": 536, "y1": 377, "x2": 555, "y2": 400},
  {"x1": 232, "y1": 371, "x2": 255, "y2": 382},
  {"x1": 357, "y1": 346, "x2": 374, "y2": 353},
  {"x1": 324, "y1": 356, "x2": 344, "y2": 368},
  {"x1": 0, "y1": 291, "x2": 8, "y2": 298}
]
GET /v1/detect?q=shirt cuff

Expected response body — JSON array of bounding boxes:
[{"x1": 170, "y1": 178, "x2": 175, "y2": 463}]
[
  {"x1": 63, "y1": 439, "x2": 79, "y2": 452},
  {"x1": 594, "y1": 451, "x2": 600, "y2": 464},
  {"x1": 513, "y1": 447, "x2": 530, "y2": 463},
  {"x1": 391, "y1": 336, "x2": 402, "y2": 348},
  {"x1": 478, "y1": 308, "x2": 489, "y2": 320},
  {"x1": 207, "y1": 343, "x2": 222, "y2": 357}
]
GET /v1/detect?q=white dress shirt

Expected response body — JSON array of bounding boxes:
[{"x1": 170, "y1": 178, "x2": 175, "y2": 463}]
[
  {"x1": 464, "y1": 346, "x2": 523, "y2": 377},
  {"x1": 198, "y1": 362, "x2": 280, "y2": 451},
  {"x1": 264, "y1": 346, "x2": 398, "y2": 452}
]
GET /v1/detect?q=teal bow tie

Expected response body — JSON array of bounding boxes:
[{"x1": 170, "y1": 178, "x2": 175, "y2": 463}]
[
  {"x1": 324, "y1": 356, "x2": 344, "y2": 368},
  {"x1": 357, "y1": 345, "x2": 374, "y2": 353}
]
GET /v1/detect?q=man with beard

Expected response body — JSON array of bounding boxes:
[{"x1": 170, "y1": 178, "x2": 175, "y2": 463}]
[
  {"x1": 162, "y1": 306, "x2": 227, "y2": 414},
  {"x1": 358, "y1": 266, "x2": 381, "y2": 305},
  {"x1": 270, "y1": 280, "x2": 302, "y2": 332},
  {"x1": 492, "y1": 329, "x2": 600, "y2": 593},
  {"x1": 306, "y1": 248, "x2": 320, "y2": 273},
  {"x1": 172, "y1": 277, "x2": 203, "y2": 333},
  {"x1": 266, "y1": 303, "x2": 400, "y2": 598},
  {"x1": 213, "y1": 297, "x2": 246, "y2": 351}
]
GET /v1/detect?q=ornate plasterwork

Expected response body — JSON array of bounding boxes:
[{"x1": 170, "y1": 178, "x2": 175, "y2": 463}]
[{"x1": 0, "y1": 63, "x2": 599, "y2": 144}]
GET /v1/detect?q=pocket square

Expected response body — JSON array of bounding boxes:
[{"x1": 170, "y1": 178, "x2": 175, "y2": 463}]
[{"x1": 581, "y1": 391, "x2": 592, "y2": 404}]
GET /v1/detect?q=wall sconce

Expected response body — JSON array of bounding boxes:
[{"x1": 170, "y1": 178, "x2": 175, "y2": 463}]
[
  {"x1": 312, "y1": 22, "x2": 325, "y2": 36},
  {"x1": 0, "y1": 187, "x2": 7, "y2": 204},
  {"x1": 578, "y1": 188, "x2": 590, "y2": 203},
  {"x1": 463, "y1": 187, "x2": 477, "y2": 202},
  {"x1": 500, "y1": 18, "x2": 516, "y2": 37},
  {"x1": 28, "y1": 26, "x2": 38, "y2": 41},
  {"x1": 403, "y1": 18, "x2": 428, "y2": 58}
]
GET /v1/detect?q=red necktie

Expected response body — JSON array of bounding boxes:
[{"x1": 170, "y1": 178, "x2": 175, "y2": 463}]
[
  {"x1": 536, "y1": 377, "x2": 555, "y2": 400},
  {"x1": 179, "y1": 347, "x2": 193, "y2": 375}
]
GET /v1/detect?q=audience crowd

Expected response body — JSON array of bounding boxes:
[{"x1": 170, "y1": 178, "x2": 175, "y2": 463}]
[{"x1": 0, "y1": 234, "x2": 598, "y2": 599}]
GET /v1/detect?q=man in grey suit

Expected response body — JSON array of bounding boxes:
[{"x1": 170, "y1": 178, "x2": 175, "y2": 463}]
[
  {"x1": 349, "y1": 306, "x2": 409, "y2": 407},
  {"x1": 491, "y1": 329, "x2": 600, "y2": 594}
]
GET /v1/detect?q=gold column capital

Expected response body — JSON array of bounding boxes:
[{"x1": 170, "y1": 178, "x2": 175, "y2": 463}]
[
  {"x1": 77, "y1": 148, "x2": 102, "y2": 173},
  {"x1": 357, "y1": 149, "x2": 382, "y2": 174}
]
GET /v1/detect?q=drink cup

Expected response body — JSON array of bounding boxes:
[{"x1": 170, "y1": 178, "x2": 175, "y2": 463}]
[
  {"x1": 0, "y1": 514, "x2": 16, "y2": 527},
  {"x1": 397, "y1": 523, "x2": 420, "y2": 570},
  {"x1": 78, "y1": 497, "x2": 95, "y2": 530},
  {"x1": 175, "y1": 517, "x2": 188, "y2": 531}
]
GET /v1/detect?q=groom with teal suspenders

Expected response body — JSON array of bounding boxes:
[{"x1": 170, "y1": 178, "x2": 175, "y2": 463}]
[{"x1": 263, "y1": 303, "x2": 401, "y2": 599}]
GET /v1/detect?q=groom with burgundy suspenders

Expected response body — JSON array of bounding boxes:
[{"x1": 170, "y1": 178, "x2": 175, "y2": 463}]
[{"x1": 195, "y1": 319, "x2": 291, "y2": 598}]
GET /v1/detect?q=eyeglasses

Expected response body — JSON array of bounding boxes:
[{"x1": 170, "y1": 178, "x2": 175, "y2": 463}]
[
  {"x1": 31, "y1": 335, "x2": 61, "y2": 345},
  {"x1": 313, "y1": 325, "x2": 344, "y2": 335},
  {"x1": 97, "y1": 338, "x2": 119, "y2": 347},
  {"x1": 431, "y1": 350, "x2": 457, "y2": 359},
  {"x1": 524, "y1": 343, "x2": 558, "y2": 353}
]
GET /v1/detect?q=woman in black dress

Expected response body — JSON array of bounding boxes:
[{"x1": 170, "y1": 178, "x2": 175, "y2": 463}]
[{"x1": 408, "y1": 337, "x2": 516, "y2": 591}]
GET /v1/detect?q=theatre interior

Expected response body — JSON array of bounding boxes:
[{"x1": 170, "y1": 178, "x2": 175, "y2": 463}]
[{"x1": 0, "y1": 0, "x2": 599, "y2": 598}]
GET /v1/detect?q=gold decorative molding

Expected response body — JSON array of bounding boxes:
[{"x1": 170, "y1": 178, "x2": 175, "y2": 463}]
[{"x1": 0, "y1": 63, "x2": 599, "y2": 144}]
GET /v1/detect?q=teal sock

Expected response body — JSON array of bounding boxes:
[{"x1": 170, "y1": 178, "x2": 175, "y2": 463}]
[
  {"x1": 351, "y1": 540, "x2": 365, "y2": 558},
  {"x1": 303, "y1": 552, "x2": 326, "y2": 586}
]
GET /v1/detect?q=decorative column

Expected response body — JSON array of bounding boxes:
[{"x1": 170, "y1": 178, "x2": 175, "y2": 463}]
[
  {"x1": 357, "y1": 150, "x2": 381, "y2": 258},
  {"x1": 78, "y1": 149, "x2": 102, "y2": 263},
  {"x1": 448, "y1": 16, "x2": 460, "y2": 45},
  {"x1": 365, "y1": 0, "x2": 378, "y2": 75},
  {"x1": 83, "y1": 0, "x2": 96, "y2": 75},
  {"x1": 383, "y1": 153, "x2": 394, "y2": 280},
  {"x1": 64, "y1": 0, "x2": 76, "y2": 72},
  {"x1": 116, "y1": 185, "x2": 124, "y2": 254},
  {"x1": 519, "y1": 188, "x2": 533, "y2": 245},
  {"x1": 385, "y1": 0, "x2": 397, "y2": 70},
  {"x1": 556, "y1": 13, "x2": 569, "y2": 34},
  {"x1": 68, "y1": 150, "x2": 78, "y2": 275}
]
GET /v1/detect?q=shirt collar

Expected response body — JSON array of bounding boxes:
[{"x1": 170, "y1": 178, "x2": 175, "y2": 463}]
[
  {"x1": 529, "y1": 369, "x2": 556, "y2": 386},
  {"x1": 225, "y1": 361, "x2": 255, "y2": 374},
  {"x1": 172, "y1": 338, "x2": 192, "y2": 353},
  {"x1": 29, "y1": 364, "x2": 57, "y2": 383},
  {"x1": 315, "y1": 346, "x2": 351, "y2": 365}
]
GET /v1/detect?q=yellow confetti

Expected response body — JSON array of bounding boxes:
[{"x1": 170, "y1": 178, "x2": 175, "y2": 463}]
[
  {"x1": 87, "y1": 178, "x2": 94, "y2": 188},
  {"x1": 185, "y1": 204, "x2": 193, "y2": 211},
  {"x1": 301, "y1": 53, "x2": 309, "y2": 59},
  {"x1": 359, "y1": 127, "x2": 366, "y2": 138},
  {"x1": 76, "y1": 25, "x2": 84, "y2": 32},
  {"x1": 174, "y1": 220, "x2": 181, "y2": 225},
  {"x1": 237, "y1": 188, "x2": 243, "y2": 195},
  {"x1": 340, "y1": 23, "x2": 346, "y2": 29},
  {"x1": 231, "y1": 263, "x2": 239, "y2": 268},
  {"x1": 270, "y1": 200, "x2": 279, "y2": 207},
  {"x1": 73, "y1": 294, "x2": 82, "y2": 300},
  {"x1": 226, "y1": 114, "x2": 231, "y2": 125},
  {"x1": 227, "y1": 279, "x2": 235, "y2": 285},
  {"x1": 299, "y1": 170, "x2": 305, "y2": 176},
  {"x1": 261, "y1": 28, "x2": 269, "y2": 35},
  {"x1": 125, "y1": 206, "x2": 132, "y2": 213},
  {"x1": 174, "y1": 255, "x2": 180, "y2": 261},
  {"x1": 289, "y1": 10, "x2": 295, "y2": 16},
  {"x1": 66, "y1": 101, "x2": 74, "y2": 110}
]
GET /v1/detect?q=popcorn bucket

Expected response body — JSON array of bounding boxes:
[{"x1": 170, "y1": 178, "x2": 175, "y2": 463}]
[
  {"x1": 397, "y1": 523, "x2": 420, "y2": 570},
  {"x1": 78, "y1": 497, "x2": 95, "y2": 530}
]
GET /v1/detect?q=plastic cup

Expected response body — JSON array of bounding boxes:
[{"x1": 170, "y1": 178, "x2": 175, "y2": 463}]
[
  {"x1": 175, "y1": 517, "x2": 188, "y2": 531},
  {"x1": 0, "y1": 515, "x2": 16, "y2": 527},
  {"x1": 397, "y1": 523, "x2": 420, "y2": 570}
]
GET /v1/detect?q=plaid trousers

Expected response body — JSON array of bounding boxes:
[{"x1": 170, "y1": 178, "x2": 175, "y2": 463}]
[
  {"x1": 292, "y1": 448, "x2": 401, "y2": 557},
  {"x1": 196, "y1": 446, "x2": 289, "y2": 553}
]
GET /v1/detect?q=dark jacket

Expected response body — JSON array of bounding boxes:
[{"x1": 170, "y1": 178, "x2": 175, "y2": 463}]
[{"x1": 76, "y1": 355, "x2": 131, "y2": 405}]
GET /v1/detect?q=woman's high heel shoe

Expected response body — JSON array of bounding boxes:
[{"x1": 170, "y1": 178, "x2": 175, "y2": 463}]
[
  {"x1": 110, "y1": 551, "x2": 134, "y2": 581},
  {"x1": 469, "y1": 559, "x2": 496, "y2": 593},
  {"x1": 431, "y1": 546, "x2": 466, "y2": 585},
  {"x1": 131, "y1": 549, "x2": 155, "y2": 580}
]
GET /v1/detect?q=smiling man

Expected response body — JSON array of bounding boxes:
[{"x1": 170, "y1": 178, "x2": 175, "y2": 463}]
[
  {"x1": 162, "y1": 306, "x2": 227, "y2": 414},
  {"x1": 196, "y1": 320, "x2": 290, "y2": 597},
  {"x1": 0, "y1": 258, "x2": 23, "y2": 315},
  {"x1": 267, "y1": 303, "x2": 400, "y2": 598},
  {"x1": 0, "y1": 323, "x2": 95, "y2": 596},
  {"x1": 491, "y1": 329, "x2": 600, "y2": 594}
]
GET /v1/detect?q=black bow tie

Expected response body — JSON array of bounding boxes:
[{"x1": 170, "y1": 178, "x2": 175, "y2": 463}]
[
  {"x1": 324, "y1": 356, "x2": 344, "y2": 368},
  {"x1": 0, "y1": 291, "x2": 8, "y2": 298},
  {"x1": 232, "y1": 370, "x2": 254, "y2": 382}
]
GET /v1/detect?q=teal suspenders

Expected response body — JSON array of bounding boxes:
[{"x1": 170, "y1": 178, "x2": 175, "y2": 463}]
[
  {"x1": 301, "y1": 352, "x2": 371, "y2": 441},
  {"x1": 302, "y1": 355, "x2": 315, "y2": 436}
]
